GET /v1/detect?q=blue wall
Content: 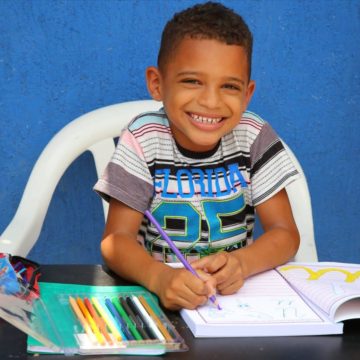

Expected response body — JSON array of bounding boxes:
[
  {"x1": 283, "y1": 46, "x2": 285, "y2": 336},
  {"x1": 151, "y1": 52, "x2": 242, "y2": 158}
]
[{"x1": 1, "y1": 0, "x2": 359, "y2": 264}]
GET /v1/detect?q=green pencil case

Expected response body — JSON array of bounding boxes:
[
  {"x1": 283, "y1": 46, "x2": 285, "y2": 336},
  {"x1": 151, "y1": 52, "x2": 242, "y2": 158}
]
[{"x1": 0, "y1": 281, "x2": 188, "y2": 355}]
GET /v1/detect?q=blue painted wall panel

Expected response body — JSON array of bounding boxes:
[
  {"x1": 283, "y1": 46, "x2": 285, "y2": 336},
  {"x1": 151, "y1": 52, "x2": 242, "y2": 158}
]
[{"x1": 0, "y1": 0, "x2": 359, "y2": 263}]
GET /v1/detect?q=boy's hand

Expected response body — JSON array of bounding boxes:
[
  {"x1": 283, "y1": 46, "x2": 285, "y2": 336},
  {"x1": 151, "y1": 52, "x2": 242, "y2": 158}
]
[
  {"x1": 191, "y1": 251, "x2": 245, "y2": 295},
  {"x1": 152, "y1": 267, "x2": 217, "y2": 310}
]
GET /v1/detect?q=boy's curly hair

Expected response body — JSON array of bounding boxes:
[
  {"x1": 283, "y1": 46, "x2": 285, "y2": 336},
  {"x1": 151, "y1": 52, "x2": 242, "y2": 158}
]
[{"x1": 158, "y1": 2, "x2": 253, "y2": 79}]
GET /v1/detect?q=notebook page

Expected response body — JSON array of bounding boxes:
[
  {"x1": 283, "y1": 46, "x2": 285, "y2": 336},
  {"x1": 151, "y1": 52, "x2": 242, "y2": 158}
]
[
  {"x1": 196, "y1": 269, "x2": 321, "y2": 324},
  {"x1": 277, "y1": 262, "x2": 360, "y2": 320}
]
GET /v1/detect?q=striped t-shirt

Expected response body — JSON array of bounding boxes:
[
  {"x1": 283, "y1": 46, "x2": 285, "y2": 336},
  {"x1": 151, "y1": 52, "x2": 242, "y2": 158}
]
[{"x1": 94, "y1": 108, "x2": 299, "y2": 263}]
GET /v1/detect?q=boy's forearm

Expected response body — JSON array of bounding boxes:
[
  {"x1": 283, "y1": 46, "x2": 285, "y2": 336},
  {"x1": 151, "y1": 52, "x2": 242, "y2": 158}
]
[
  {"x1": 101, "y1": 233, "x2": 166, "y2": 292},
  {"x1": 233, "y1": 227, "x2": 299, "y2": 279}
]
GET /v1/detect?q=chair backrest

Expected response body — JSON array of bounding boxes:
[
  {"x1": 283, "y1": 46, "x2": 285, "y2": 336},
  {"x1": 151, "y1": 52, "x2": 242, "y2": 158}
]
[
  {"x1": 0, "y1": 100, "x2": 161, "y2": 256},
  {"x1": 0, "y1": 100, "x2": 317, "y2": 261},
  {"x1": 282, "y1": 142, "x2": 318, "y2": 262}
]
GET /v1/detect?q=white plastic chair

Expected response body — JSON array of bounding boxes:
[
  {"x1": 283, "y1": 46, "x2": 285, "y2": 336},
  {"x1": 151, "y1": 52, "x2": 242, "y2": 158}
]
[
  {"x1": 0, "y1": 100, "x2": 317, "y2": 261},
  {"x1": 282, "y1": 142, "x2": 318, "y2": 262}
]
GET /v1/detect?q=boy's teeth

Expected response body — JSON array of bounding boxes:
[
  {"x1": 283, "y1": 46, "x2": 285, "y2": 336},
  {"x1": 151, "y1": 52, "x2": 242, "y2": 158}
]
[{"x1": 191, "y1": 114, "x2": 222, "y2": 124}]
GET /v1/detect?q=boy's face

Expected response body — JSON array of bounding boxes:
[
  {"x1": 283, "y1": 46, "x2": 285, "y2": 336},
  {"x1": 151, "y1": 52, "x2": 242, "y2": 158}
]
[{"x1": 146, "y1": 38, "x2": 255, "y2": 152}]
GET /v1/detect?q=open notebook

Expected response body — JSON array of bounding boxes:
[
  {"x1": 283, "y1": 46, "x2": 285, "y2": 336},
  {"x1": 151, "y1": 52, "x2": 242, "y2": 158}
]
[{"x1": 180, "y1": 262, "x2": 360, "y2": 337}]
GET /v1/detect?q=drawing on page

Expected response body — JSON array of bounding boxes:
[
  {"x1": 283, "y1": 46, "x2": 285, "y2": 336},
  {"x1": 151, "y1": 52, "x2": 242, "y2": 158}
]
[
  {"x1": 276, "y1": 299, "x2": 300, "y2": 319},
  {"x1": 197, "y1": 296, "x2": 321, "y2": 324},
  {"x1": 205, "y1": 299, "x2": 273, "y2": 321}
]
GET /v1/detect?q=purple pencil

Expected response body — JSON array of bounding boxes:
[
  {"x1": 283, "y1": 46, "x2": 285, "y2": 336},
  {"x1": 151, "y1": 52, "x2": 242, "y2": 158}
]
[{"x1": 145, "y1": 210, "x2": 221, "y2": 310}]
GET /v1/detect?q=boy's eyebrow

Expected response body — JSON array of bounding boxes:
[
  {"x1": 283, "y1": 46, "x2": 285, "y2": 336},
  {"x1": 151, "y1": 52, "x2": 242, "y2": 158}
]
[
  {"x1": 176, "y1": 71, "x2": 201, "y2": 77},
  {"x1": 225, "y1": 77, "x2": 245, "y2": 85},
  {"x1": 176, "y1": 71, "x2": 246, "y2": 85}
]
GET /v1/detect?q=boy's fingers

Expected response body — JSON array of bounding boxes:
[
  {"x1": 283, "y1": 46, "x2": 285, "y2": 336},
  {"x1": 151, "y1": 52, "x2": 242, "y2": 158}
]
[
  {"x1": 183, "y1": 281, "x2": 213, "y2": 308},
  {"x1": 195, "y1": 268, "x2": 212, "y2": 281},
  {"x1": 192, "y1": 269, "x2": 217, "y2": 298},
  {"x1": 191, "y1": 256, "x2": 212, "y2": 269},
  {"x1": 192, "y1": 252, "x2": 228, "y2": 273},
  {"x1": 183, "y1": 270, "x2": 216, "y2": 302},
  {"x1": 218, "y1": 281, "x2": 243, "y2": 295},
  {"x1": 205, "y1": 278, "x2": 217, "y2": 297},
  {"x1": 163, "y1": 273, "x2": 210, "y2": 310},
  {"x1": 181, "y1": 269, "x2": 214, "y2": 296}
]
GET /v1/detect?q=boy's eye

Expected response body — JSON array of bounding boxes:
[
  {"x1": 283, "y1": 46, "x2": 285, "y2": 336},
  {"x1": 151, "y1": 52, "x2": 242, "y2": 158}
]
[
  {"x1": 181, "y1": 79, "x2": 201, "y2": 85},
  {"x1": 223, "y1": 83, "x2": 241, "y2": 91}
]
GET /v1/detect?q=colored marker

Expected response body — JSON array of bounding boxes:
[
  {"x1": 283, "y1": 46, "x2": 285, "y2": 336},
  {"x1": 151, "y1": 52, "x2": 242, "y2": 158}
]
[
  {"x1": 105, "y1": 298, "x2": 134, "y2": 340},
  {"x1": 131, "y1": 295, "x2": 165, "y2": 341},
  {"x1": 84, "y1": 297, "x2": 113, "y2": 345},
  {"x1": 120, "y1": 296, "x2": 150, "y2": 340},
  {"x1": 76, "y1": 297, "x2": 105, "y2": 345},
  {"x1": 111, "y1": 297, "x2": 143, "y2": 341},
  {"x1": 99, "y1": 298, "x2": 128, "y2": 340},
  {"x1": 138, "y1": 295, "x2": 173, "y2": 341},
  {"x1": 126, "y1": 296, "x2": 155, "y2": 339},
  {"x1": 145, "y1": 209, "x2": 221, "y2": 310},
  {"x1": 68, "y1": 296, "x2": 97, "y2": 345},
  {"x1": 91, "y1": 296, "x2": 123, "y2": 342}
]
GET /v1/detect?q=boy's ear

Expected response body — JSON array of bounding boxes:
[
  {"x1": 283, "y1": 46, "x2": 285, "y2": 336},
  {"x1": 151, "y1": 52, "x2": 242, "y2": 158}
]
[
  {"x1": 146, "y1": 66, "x2": 163, "y2": 101},
  {"x1": 245, "y1": 80, "x2": 256, "y2": 106}
]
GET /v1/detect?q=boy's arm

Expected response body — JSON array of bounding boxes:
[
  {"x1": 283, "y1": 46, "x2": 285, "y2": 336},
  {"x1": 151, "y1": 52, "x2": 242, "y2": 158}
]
[
  {"x1": 101, "y1": 198, "x2": 161, "y2": 289},
  {"x1": 101, "y1": 198, "x2": 216, "y2": 309},
  {"x1": 236, "y1": 188, "x2": 300, "y2": 276},
  {"x1": 192, "y1": 189, "x2": 300, "y2": 294}
]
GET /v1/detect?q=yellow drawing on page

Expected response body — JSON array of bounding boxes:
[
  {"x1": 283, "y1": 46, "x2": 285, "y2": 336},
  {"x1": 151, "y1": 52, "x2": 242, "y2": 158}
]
[{"x1": 279, "y1": 265, "x2": 360, "y2": 283}]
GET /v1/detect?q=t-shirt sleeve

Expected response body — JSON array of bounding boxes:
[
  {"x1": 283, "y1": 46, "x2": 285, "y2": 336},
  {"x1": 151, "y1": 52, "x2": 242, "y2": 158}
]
[
  {"x1": 250, "y1": 122, "x2": 300, "y2": 206},
  {"x1": 93, "y1": 128, "x2": 154, "y2": 213}
]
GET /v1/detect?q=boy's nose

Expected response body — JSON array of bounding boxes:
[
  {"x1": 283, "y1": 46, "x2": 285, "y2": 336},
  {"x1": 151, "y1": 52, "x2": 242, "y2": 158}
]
[{"x1": 197, "y1": 86, "x2": 221, "y2": 109}]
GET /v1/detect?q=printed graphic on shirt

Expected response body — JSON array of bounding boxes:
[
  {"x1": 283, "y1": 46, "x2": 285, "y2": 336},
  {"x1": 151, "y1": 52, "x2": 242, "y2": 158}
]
[
  {"x1": 147, "y1": 160, "x2": 252, "y2": 262},
  {"x1": 147, "y1": 194, "x2": 251, "y2": 262},
  {"x1": 154, "y1": 163, "x2": 247, "y2": 199}
]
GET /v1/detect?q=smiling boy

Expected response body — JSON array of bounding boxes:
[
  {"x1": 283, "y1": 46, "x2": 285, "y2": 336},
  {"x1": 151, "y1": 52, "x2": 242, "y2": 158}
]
[{"x1": 94, "y1": 2, "x2": 300, "y2": 310}]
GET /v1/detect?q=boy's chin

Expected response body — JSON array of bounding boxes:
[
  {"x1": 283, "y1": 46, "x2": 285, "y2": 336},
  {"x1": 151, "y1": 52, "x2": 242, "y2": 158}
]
[{"x1": 187, "y1": 140, "x2": 220, "y2": 153}]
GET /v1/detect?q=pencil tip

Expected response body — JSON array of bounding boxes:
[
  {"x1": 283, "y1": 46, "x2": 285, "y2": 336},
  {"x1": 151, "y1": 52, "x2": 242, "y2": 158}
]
[{"x1": 211, "y1": 298, "x2": 222, "y2": 310}]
